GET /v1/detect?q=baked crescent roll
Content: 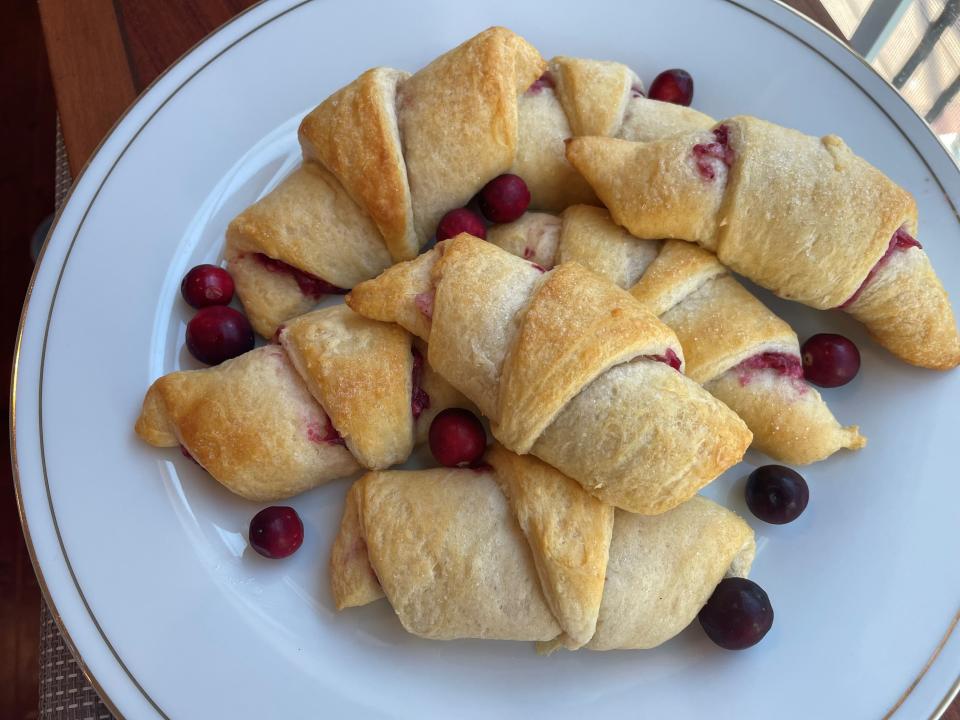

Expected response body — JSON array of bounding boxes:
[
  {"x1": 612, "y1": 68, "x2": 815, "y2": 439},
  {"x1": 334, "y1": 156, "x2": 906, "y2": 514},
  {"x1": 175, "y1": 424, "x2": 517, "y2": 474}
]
[
  {"x1": 347, "y1": 234, "x2": 752, "y2": 514},
  {"x1": 135, "y1": 305, "x2": 470, "y2": 501},
  {"x1": 488, "y1": 206, "x2": 865, "y2": 464},
  {"x1": 229, "y1": 30, "x2": 718, "y2": 339},
  {"x1": 566, "y1": 117, "x2": 960, "y2": 369},
  {"x1": 330, "y1": 446, "x2": 756, "y2": 651}
]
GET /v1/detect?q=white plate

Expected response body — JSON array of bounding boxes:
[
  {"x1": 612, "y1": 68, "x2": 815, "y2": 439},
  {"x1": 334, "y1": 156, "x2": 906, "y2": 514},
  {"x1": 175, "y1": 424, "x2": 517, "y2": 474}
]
[{"x1": 13, "y1": 0, "x2": 960, "y2": 717}]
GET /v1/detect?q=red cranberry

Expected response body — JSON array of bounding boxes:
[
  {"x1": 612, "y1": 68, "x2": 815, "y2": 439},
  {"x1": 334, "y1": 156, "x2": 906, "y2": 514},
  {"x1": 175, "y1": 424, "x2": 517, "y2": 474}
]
[
  {"x1": 745, "y1": 465, "x2": 809, "y2": 524},
  {"x1": 180, "y1": 264, "x2": 234, "y2": 308},
  {"x1": 185, "y1": 306, "x2": 254, "y2": 365},
  {"x1": 801, "y1": 334, "x2": 860, "y2": 388},
  {"x1": 527, "y1": 71, "x2": 555, "y2": 94},
  {"x1": 477, "y1": 174, "x2": 530, "y2": 224},
  {"x1": 428, "y1": 408, "x2": 486, "y2": 467},
  {"x1": 698, "y1": 577, "x2": 773, "y2": 650},
  {"x1": 649, "y1": 69, "x2": 694, "y2": 106},
  {"x1": 249, "y1": 506, "x2": 304, "y2": 559},
  {"x1": 648, "y1": 348, "x2": 682, "y2": 371},
  {"x1": 436, "y1": 208, "x2": 487, "y2": 241}
]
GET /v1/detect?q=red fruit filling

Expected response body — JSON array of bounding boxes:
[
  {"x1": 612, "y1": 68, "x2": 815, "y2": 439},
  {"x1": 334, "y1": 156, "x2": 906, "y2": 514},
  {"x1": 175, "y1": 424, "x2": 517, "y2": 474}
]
[
  {"x1": 411, "y1": 347, "x2": 431, "y2": 420},
  {"x1": 526, "y1": 71, "x2": 555, "y2": 94},
  {"x1": 646, "y1": 348, "x2": 682, "y2": 371},
  {"x1": 692, "y1": 125, "x2": 733, "y2": 181},
  {"x1": 415, "y1": 291, "x2": 435, "y2": 319},
  {"x1": 307, "y1": 416, "x2": 345, "y2": 446},
  {"x1": 253, "y1": 253, "x2": 347, "y2": 299},
  {"x1": 734, "y1": 352, "x2": 805, "y2": 387},
  {"x1": 840, "y1": 226, "x2": 921, "y2": 309}
]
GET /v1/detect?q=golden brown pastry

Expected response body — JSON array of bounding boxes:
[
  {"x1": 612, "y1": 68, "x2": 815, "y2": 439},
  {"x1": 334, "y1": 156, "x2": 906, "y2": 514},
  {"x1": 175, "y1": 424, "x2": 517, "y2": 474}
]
[
  {"x1": 566, "y1": 116, "x2": 960, "y2": 369},
  {"x1": 330, "y1": 446, "x2": 755, "y2": 651},
  {"x1": 347, "y1": 234, "x2": 752, "y2": 514},
  {"x1": 135, "y1": 306, "x2": 470, "y2": 501},
  {"x1": 488, "y1": 205, "x2": 865, "y2": 464},
  {"x1": 230, "y1": 30, "x2": 719, "y2": 339}
]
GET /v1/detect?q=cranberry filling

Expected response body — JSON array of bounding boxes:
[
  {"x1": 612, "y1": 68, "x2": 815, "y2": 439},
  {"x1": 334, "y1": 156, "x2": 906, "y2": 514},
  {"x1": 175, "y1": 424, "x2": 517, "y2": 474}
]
[
  {"x1": 307, "y1": 416, "x2": 346, "y2": 446},
  {"x1": 734, "y1": 352, "x2": 805, "y2": 387},
  {"x1": 526, "y1": 71, "x2": 555, "y2": 94},
  {"x1": 270, "y1": 323, "x2": 286, "y2": 345},
  {"x1": 522, "y1": 247, "x2": 535, "y2": 260},
  {"x1": 840, "y1": 226, "x2": 921, "y2": 309},
  {"x1": 253, "y1": 253, "x2": 347, "y2": 299},
  {"x1": 411, "y1": 347, "x2": 431, "y2": 420},
  {"x1": 530, "y1": 261, "x2": 547, "y2": 273},
  {"x1": 179, "y1": 445, "x2": 200, "y2": 464},
  {"x1": 692, "y1": 125, "x2": 733, "y2": 181},
  {"x1": 414, "y1": 291, "x2": 434, "y2": 319},
  {"x1": 646, "y1": 348, "x2": 682, "y2": 371}
]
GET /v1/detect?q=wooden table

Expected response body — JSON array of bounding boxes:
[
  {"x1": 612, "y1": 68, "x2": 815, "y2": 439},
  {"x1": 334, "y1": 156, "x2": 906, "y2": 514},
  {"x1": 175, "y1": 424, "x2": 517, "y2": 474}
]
[{"x1": 34, "y1": 1, "x2": 959, "y2": 718}]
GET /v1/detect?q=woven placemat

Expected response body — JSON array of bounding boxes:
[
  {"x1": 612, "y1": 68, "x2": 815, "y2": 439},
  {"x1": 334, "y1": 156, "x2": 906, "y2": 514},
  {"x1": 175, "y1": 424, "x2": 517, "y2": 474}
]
[{"x1": 38, "y1": 124, "x2": 116, "y2": 720}]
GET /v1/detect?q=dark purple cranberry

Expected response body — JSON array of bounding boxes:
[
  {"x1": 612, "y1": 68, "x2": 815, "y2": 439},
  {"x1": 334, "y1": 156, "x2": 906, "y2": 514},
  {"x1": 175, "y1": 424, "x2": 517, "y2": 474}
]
[
  {"x1": 180, "y1": 264, "x2": 234, "y2": 308},
  {"x1": 185, "y1": 306, "x2": 254, "y2": 365},
  {"x1": 428, "y1": 408, "x2": 486, "y2": 467},
  {"x1": 745, "y1": 465, "x2": 809, "y2": 524},
  {"x1": 698, "y1": 577, "x2": 773, "y2": 650},
  {"x1": 249, "y1": 506, "x2": 304, "y2": 559},
  {"x1": 477, "y1": 174, "x2": 530, "y2": 224},
  {"x1": 649, "y1": 69, "x2": 694, "y2": 106},
  {"x1": 436, "y1": 207, "x2": 487, "y2": 241},
  {"x1": 801, "y1": 333, "x2": 860, "y2": 388}
]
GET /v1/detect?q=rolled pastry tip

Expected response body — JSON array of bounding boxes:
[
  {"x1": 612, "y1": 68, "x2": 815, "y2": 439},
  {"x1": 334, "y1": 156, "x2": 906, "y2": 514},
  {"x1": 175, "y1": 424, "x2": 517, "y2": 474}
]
[
  {"x1": 565, "y1": 118, "x2": 960, "y2": 369},
  {"x1": 135, "y1": 306, "x2": 471, "y2": 500}
]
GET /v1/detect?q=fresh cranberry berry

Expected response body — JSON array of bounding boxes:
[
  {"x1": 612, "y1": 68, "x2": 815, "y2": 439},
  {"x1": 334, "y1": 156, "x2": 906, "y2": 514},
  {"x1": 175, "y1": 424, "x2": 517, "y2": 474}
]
[
  {"x1": 185, "y1": 306, "x2": 254, "y2": 365},
  {"x1": 249, "y1": 506, "x2": 304, "y2": 559},
  {"x1": 180, "y1": 264, "x2": 234, "y2": 308},
  {"x1": 428, "y1": 408, "x2": 486, "y2": 467},
  {"x1": 649, "y1": 69, "x2": 694, "y2": 106},
  {"x1": 801, "y1": 333, "x2": 860, "y2": 388},
  {"x1": 436, "y1": 207, "x2": 487, "y2": 241},
  {"x1": 745, "y1": 465, "x2": 809, "y2": 524},
  {"x1": 699, "y1": 577, "x2": 773, "y2": 650},
  {"x1": 477, "y1": 174, "x2": 530, "y2": 224}
]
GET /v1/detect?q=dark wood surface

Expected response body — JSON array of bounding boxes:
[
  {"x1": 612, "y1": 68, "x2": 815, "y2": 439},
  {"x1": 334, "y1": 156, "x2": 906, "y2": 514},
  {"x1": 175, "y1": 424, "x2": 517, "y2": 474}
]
[
  {"x1": 2, "y1": 2, "x2": 55, "y2": 719},
  {"x1": 16, "y1": 1, "x2": 956, "y2": 718}
]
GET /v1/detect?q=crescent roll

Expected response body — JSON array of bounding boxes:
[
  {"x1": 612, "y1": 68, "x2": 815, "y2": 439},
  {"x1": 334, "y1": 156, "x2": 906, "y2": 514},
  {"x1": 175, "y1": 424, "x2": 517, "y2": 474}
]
[
  {"x1": 566, "y1": 117, "x2": 960, "y2": 369},
  {"x1": 347, "y1": 234, "x2": 752, "y2": 514},
  {"x1": 229, "y1": 29, "x2": 719, "y2": 338},
  {"x1": 330, "y1": 445, "x2": 756, "y2": 651},
  {"x1": 134, "y1": 305, "x2": 470, "y2": 501},
  {"x1": 488, "y1": 206, "x2": 865, "y2": 464}
]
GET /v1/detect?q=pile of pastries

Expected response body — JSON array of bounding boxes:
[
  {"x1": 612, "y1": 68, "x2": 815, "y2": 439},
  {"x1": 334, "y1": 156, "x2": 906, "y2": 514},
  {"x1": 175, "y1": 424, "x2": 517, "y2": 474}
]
[{"x1": 135, "y1": 27, "x2": 959, "y2": 655}]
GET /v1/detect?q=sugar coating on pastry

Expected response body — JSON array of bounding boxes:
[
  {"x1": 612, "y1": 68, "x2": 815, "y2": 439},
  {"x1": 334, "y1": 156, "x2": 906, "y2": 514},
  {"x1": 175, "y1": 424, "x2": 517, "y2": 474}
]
[
  {"x1": 845, "y1": 247, "x2": 960, "y2": 369},
  {"x1": 512, "y1": 79, "x2": 598, "y2": 211},
  {"x1": 566, "y1": 133, "x2": 728, "y2": 246},
  {"x1": 226, "y1": 162, "x2": 391, "y2": 337},
  {"x1": 488, "y1": 444, "x2": 613, "y2": 649},
  {"x1": 617, "y1": 95, "x2": 714, "y2": 143},
  {"x1": 355, "y1": 467, "x2": 562, "y2": 641},
  {"x1": 587, "y1": 497, "x2": 755, "y2": 650},
  {"x1": 329, "y1": 481, "x2": 385, "y2": 610},
  {"x1": 533, "y1": 360, "x2": 751, "y2": 514},
  {"x1": 280, "y1": 305, "x2": 415, "y2": 469},
  {"x1": 135, "y1": 346, "x2": 360, "y2": 501},
  {"x1": 486, "y1": 212, "x2": 563, "y2": 268},
  {"x1": 706, "y1": 368, "x2": 865, "y2": 465},
  {"x1": 300, "y1": 67, "x2": 417, "y2": 262},
  {"x1": 558, "y1": 205, "x2": 661, "y2": 289},
  {"x1": 397, "y1": 27, "x2": 545, "y2": 241}
]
